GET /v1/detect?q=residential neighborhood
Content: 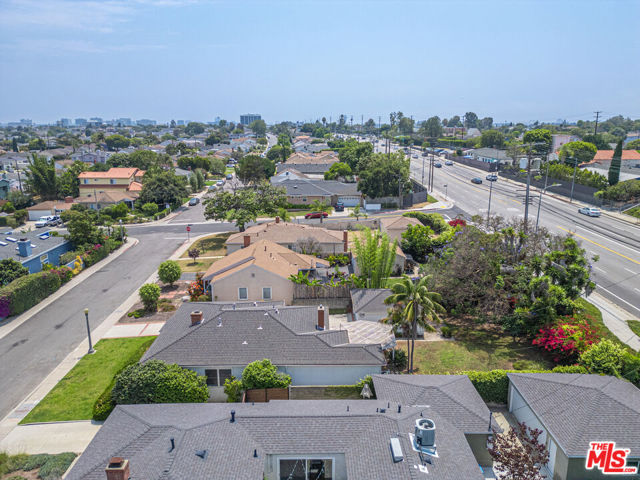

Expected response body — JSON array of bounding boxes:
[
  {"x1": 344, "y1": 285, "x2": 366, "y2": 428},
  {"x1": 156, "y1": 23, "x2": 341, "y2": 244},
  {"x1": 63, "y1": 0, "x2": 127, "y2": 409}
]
[{"x1": 0, "y1": 1, "x2": 639, "y2": 479}]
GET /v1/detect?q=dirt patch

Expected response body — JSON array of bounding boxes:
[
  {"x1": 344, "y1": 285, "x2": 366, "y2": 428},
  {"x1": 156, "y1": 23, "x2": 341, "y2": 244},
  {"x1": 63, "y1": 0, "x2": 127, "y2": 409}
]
[{"x1": 1, "y1": 471, "x2": 39, "y2": 480}]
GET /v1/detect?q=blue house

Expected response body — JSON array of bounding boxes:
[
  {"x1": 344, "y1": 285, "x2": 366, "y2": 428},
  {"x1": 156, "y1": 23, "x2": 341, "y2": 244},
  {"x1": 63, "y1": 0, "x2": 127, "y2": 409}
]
[{"x1": 0, "y1": 229, "x2": 73, "y2": 273}]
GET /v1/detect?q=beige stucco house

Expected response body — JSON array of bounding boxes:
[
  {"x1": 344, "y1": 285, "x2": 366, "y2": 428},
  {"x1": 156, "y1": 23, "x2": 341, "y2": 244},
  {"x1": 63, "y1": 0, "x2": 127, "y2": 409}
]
[
  {"x1": 78, "y1": 167, "x2": 144, "y2": 200},
  {"x1": 380, "y1": 215, "x2": 422, "y2": 243},
  {"x1": 203, "y1": 239, "x2": 329, "y2": 304}
]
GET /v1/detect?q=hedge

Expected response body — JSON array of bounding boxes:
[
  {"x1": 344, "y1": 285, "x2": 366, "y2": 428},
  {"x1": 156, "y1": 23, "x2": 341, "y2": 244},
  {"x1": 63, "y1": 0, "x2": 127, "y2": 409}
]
[
  {"x1": 0, "y1": 271, "x2": 61, "y2": 316},
  {"x1": 462, "y1": 366, "x2": 587, "y2": 403}
]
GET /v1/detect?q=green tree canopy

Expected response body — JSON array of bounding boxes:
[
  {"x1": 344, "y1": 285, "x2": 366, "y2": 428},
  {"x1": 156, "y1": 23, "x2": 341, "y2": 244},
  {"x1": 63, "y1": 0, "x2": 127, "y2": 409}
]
[
  {"x1": 58, "y1": 160, "x2": 88, "y2": 198},
  {"x1": 419, "y1": 116, "x2": 443, "y2": 139},
  {"x1": 352, "y1": 228, "x2": 397, "y2": 287},
  {"x1": 137, "y1": 169, "x2": 188, "y2": 207},
  {"x1": 608, "y1": 140, "x2": 623, "y2": 186},
  {"x1": 357, "y1": 152, "x2": 409, "y2": 198},
  {"x1": 241, "y1": 359, "x2": 292, "y2": 390},
  {"x1": 464, "y1": 112, "x2": 478, "y2": 128},
  {"x1": 0, "y1": 259, "x2": 29, "y2": 287},
  {"x1": 558, "y1": 141, "x2": 597, "y2": 165},
  {"x1": 338, "y1": 138, "x2": 373, "y2": 171},
  {"x1": 324, "y1": 161, "x2": 352, "y2": 180},
  {"x1": 105, "y1": 134, "x2": 130, "y2": 151},
  {"x1": 522, "y1": 129, "x2": 552, "y2": 154},
  {"x1": 480, "y1": 130, "x2": 505, "y2": 148},
  {"x1": 236, "y1": 154, "x2": 276, "y2": 184},
  {"x1": 249, "y1": 119, "x2": 267, "y2": 137},
  {"x1": 26, "y1": 153, "x2": 58, "y2": 200},
  {"x1": 64, "y1": 209, "x2": 103, "y2": 247}
]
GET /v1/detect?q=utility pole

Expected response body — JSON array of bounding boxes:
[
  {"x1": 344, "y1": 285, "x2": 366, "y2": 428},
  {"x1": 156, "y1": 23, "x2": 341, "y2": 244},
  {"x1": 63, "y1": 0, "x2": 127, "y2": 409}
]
[
  {"x1": 398, "y1": 175, "x2": 403, "y2": 209},
  {"x1": 523, "y1": 148, "x2": 533, "y2": 230},
  {"x1": 594, "y1": 111, "x2": 602, "y2": 135},
  {"x1": 487, "y1": 178, "x2": 494, "y2": 223},
  {"x1": 569, "y1": 157, "x2": 578, "y2": 203},
  {"x1": 535, "y1": 159, "x2": 550, "y2": 233},
  {"x1": 15, "y1": 159, "x2": 23, "y2": 193}
]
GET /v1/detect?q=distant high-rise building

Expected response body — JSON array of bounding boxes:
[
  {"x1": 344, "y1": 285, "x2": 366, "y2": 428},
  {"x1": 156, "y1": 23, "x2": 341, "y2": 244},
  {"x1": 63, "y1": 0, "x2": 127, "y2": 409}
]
[
  {"x1": 136, "y1": 119, "x2": 156, "y2": 126},
  {"x1": 89, "y1": 117, "x2": 103, "y2": 125},
  {"x1": 19, "y1": 119, "x2": 33, "y2": 126},
  {"x1": 58, "y1": 118, "x2": 72, "y2": 127},
  {"x1": 240, "y1": 114, "x2": 261, "y2": 126},
  {"x1": 116, "y1": 118, "x2": 133, "y2": 126},
  {"x1": 75, "y1": 118, "x2": 87, "y2": 126}
]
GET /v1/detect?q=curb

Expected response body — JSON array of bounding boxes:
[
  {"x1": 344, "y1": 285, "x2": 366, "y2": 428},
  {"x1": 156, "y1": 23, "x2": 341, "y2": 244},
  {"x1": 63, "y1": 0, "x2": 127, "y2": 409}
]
[{"x1": 0, "y1": 237, "x2": 140, "y2": 341}]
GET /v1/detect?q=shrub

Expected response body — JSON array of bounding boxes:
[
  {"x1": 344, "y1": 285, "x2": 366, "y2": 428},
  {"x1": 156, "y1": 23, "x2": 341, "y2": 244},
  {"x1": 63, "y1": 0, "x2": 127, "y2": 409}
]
[
  {"x1": 385, "y1": 349, "x2": 407, "y2": 372},
  {"x1": 622, "y1": 351, "x2": 640, "y2": 386},
  {"x1": 13, "y1": 209, "x2": 27, "y2": 225},
  {"x1": 158, "y1": 260, "x2": 181, "y2": 286},
  {"x1": 0, "y1": 271, "x2": 62, "y2": 316},
  {"x1": 462, "y1": 369, "x2": 547, "y2": 403},
  {"x1": 326, "y1": 254, "x2": 350, "y2": 267},
  {"x1": 551, "y1": 365, "x2": 588, "y2": 374},
  {"x1": 403, "y1": 212, "x2": 449, "y2": 234},
  {"x1": 448, "y1": 218, "x2": 466, "y2": 228},
  {"x1": 440, "y1": 325, "x2": 453, "y2": 338},
  {"x1": 142, "y1": 202, "x2": 159, "y2": 217},
  {"x1": 0, "y1": 258, "x2": 29, "y2": 287},
  {"x1": 224, "y1": 376, "x2": 243, "y2": 402},
  {"x1": 5, "y1": 453, "x2": 29, "y2": 473},
  {"x1": 532, "y1": 318, "x2": 599, "y2": 363},
  {"x1": 20, "y1": 453, "x2": 50, "y2": 471},
  {"x1": 38, "y1": 452, "x2": 77, "y2": 479},
  {"x1": 112, "y1": 360, "x2": 208, "y2": 405},
  {"x1": 355, "y1": 375, "x2": 376, "y2": 398},
  {"x1": 92, "y1": 383, "x2": 116, "y2": 421},
  {"x1": 188, "y1": 273, "x2": 205, "y2": 300},
  {"x1": 579, "y1": 339, "x2": 626, "y2": 376},
  {"x1": 512, "y1": 360, "x2": 540, "y2": 371},
  {"x1": 241, "y1": 359, "x2": 292, "y2": 390},
  {"x1": 139, "y1": 283, "x2": 161, "y2": 311}
]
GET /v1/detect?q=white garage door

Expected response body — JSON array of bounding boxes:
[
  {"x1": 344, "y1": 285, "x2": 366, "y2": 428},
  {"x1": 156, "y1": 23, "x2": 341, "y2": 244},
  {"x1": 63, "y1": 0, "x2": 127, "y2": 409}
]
[
  {"x1": 338, "y1": 196, "x2": 360, "y2": 207},
  {"x1": 509, "y1": 386, "x2": 547, "y2": 444}
]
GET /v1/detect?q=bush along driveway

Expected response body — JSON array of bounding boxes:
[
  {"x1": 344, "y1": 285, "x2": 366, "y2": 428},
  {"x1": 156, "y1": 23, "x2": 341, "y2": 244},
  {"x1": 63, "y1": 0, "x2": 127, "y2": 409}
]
[{"x1": 20, "y1": 336, "x2": 156, "y2": 424}]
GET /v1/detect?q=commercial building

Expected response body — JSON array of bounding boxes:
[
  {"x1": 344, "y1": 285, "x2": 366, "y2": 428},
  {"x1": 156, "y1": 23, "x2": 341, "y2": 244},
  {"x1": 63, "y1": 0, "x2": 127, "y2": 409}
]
[{"x1": 240, "y1": 114, "x2": 261, "y2": 126}]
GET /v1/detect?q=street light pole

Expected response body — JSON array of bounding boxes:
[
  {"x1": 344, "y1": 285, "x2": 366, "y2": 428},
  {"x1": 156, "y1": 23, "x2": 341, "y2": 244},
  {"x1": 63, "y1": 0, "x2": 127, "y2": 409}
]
[
  {"x1": 84, "y1": 308, "x2": 95, "y2": 354},
  {"x1": 443, "y1": 184, "x2": 448, "y2": 200},
  {"x1": 487, "y1": 178, "x2": 494, "y2": 223},
  {"x1": 569, "y1": 157, "x2": 578, "y2": 203}
]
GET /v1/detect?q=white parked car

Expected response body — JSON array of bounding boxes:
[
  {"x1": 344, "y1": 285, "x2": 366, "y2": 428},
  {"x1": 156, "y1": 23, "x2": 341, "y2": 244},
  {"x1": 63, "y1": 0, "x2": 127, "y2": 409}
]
[
  {"x1": 578, "y1": 207, "x2": 601, "y2": 217},
  {"x1": 35, "y1": 216, "x2": 54, "y2": 228}
]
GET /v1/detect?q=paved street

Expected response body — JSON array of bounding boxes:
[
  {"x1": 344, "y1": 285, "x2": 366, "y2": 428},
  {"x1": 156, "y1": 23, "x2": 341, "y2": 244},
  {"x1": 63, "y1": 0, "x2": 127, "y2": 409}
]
[{"x1": 0, "y1": 216, "x2": 235, "y2": 421}]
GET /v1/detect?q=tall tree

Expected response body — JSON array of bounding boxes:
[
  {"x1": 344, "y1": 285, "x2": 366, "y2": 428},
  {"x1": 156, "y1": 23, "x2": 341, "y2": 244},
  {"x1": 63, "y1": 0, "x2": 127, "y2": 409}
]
[
  {"x1": 105, "y1": 134, "x2": 130, "y2": 151},
  {"x1": 419, "y1": 116, "x2": 443, "y2": 139},
  {"x1": 464, "y1": 112, "x2": 478, "y2": 128},
  {"x1": 479, "y1": 117, "x2": 494, "y2": 130},
  {"x1": 249, "y1": 119, "x2": 267, "y2": 137},
  {"x1": 236, "y1": 154, "x2": 275, "y2": 184},
  {"x1": 357, "y1": 152, "x2": 409, "y2": 199},
  {"x1": 351, "y1": 228, "x2": 397, "y2": 289},
  {"x1": 608, "y1": 139, "x2": 622, "y2": 185},
  {"x1": 25, "y1": 153, "x2": 58, "y2": 200},
  {"x1": 137, "y1": 169, "x2": 188, "y2": 207},
  {"x1": 480, "y1": 130, "x2": 505, "y2": 148},
  {"x1": 558, "y1": 141, "x2": 597, "y2": 165},
  {"x1": 384, "y1": 275, "x2": 445, "y2": 372},
  {"x1": 522, "y1": 128, "x2": 552, "y2": 154},
  {"x1": 58, "y1": 160, "x2": 88, "y2": 197},
  {"x1": 398, "y1": 116, "x2": 415, "y2": 135},
  {"x1": 488, "y1": 422, "x2": 549, "y2": 480}
]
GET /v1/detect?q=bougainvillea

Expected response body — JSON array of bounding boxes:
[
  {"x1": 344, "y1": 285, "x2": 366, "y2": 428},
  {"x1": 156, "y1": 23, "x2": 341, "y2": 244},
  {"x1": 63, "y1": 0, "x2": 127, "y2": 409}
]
[
  {"x1": 448, "y1": 218, "x2": 467, "y2": 228},
  {"x1": 532, "y1": 317, "x2": 599, "y2": 363},
  {"x1": 188, "y1": 273, "x2": 205, "y2": 301}
]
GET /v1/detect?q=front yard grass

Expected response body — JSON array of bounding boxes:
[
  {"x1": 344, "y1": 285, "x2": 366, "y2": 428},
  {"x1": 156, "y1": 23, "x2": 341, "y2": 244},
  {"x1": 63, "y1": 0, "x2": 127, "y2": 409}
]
[
  {"x1": 20, "y1": 336, "x2": 156, "y2": 424},
  {"x1": 176, "y1": 257, "x2": 219, "y2": 272},
  {"x1": 628, "y1": 320, "x2": 640, "y2": 338},
  {"x1": 402, "y1": 320, "x2": 553, "y2": 374},
  {"x1": 180, "y1": 232, "x2": 231, "y2": 258},
  {"x1": 575, "y1": 298, "x2": 635, "y2": 351}
]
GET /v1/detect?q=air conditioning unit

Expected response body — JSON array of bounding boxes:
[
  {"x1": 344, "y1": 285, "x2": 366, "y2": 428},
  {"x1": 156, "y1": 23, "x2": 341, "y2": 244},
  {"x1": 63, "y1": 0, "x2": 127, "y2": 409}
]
[{"x1": 415, "y1": 418, "x2": 435, "y2": 447}]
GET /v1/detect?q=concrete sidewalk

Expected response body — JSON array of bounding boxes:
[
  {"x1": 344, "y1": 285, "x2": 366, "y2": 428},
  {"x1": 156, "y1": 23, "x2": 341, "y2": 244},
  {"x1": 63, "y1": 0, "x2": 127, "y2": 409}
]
[
  {"x1": 589, "y1": 292, "x2": 640, "y2": 351},
  {"x1": 0, "y1": 421, "x2": 102, "y2": 455},
  {"x1": 102, "y1": 321, "x2": 165, "y2": 338}
]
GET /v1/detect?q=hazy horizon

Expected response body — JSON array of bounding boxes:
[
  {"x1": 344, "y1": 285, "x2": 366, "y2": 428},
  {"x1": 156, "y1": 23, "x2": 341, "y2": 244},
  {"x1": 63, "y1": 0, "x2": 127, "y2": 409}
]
[{"x1": 1, "y1": 0, "x2": 639, "y2": 125}]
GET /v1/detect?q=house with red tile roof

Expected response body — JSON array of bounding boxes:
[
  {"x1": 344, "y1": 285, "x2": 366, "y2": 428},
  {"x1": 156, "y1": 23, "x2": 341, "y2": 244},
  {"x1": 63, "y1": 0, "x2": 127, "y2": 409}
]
[{"x1": 77, "y1": 167, "x2": 145, "y2": 208}]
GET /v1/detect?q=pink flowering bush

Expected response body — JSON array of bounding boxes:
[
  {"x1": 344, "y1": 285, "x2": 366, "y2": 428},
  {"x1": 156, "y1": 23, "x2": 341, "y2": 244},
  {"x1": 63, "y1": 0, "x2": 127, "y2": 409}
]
[{"x1": 532, "y1": 317, "x2": 599, "y2": 363}]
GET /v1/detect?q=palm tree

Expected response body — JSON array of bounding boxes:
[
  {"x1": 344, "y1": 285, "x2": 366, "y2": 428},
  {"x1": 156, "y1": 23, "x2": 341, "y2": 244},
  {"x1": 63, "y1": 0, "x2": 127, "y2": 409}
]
[
  {"x1": 384, "y1": 275, "x2": 445, "y2": 373},
  {"x1": 349, "y1": 205, "x2": 368, "y2": 221},
  {"x1": 309, "y1": 199, "x2": 330, "y2": 223}
]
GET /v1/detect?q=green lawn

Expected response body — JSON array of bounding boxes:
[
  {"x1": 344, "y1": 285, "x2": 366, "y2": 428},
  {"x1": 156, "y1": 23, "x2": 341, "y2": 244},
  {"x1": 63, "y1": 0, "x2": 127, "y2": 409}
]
[
  {"x1": 575, "y1": 298, "x2": 635, "y2": 351},
  {"x1": 176, "y1": 257, "x2": 219, "y2": 272},
  {"x1": 180, "y1": 232, "x2": 232, "y2": 258},
  {"x1": 628, "y1": 320, "x2": 640, "y2": 338},
  {"x1": 225, "y1": 166, "x2": 235, "y2": 174},
  {"x1": 21, "y1": 336, "x2": 156, "y2": 423},
  {"x1": 403, "y1": 325, "x2": 553, "y2": 374},
  {"x1": 623, "y1": 205, "x2": 640, "y2": 220}
]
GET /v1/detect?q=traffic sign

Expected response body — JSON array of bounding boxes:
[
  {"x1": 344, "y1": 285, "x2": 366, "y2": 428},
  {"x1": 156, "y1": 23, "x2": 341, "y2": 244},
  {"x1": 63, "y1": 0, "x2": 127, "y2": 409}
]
[{"x1": 186, "y1": 226, "x2": 191, "y2": 232}]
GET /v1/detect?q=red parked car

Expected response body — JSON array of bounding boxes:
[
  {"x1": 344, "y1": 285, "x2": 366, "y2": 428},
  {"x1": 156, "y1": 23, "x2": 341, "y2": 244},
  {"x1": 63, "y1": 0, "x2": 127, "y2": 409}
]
[{"x1": 305, "y1": 211, "x2": 329, "y2": 219}]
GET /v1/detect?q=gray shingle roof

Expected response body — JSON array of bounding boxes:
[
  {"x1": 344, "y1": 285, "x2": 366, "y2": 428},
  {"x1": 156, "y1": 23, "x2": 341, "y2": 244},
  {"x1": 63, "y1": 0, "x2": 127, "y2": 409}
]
[
  {"x1": 350, "y1": 288, "x2": 392, "y2": 313},
  {"x1": 142, "y1": 303, "x2": 385, "y2": 366},
  {"x1": 66, "y1": 401, "x2": 485, "y2": 480},
  {"x1": 276, "y1": 178, "x2": 360, "y2": 196},
  {"x1": 373, "y1": 374, "x2": 498, "y2": 434},
  {"x1": 508, "y1": 373, "x2": 640, "y2": 457}
]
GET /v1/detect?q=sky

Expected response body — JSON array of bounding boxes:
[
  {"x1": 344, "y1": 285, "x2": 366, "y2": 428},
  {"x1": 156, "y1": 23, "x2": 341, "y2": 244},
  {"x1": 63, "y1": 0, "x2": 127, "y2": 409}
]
[{"x1": 0, "y1": 0, "x2": 639, "y2": 125}]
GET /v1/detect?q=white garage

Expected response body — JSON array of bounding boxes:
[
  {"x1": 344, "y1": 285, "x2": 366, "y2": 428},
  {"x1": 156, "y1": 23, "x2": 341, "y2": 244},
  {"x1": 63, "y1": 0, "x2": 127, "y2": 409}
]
[{"x1": 337, "y1": 195, "x2": 361, "y2": 207}]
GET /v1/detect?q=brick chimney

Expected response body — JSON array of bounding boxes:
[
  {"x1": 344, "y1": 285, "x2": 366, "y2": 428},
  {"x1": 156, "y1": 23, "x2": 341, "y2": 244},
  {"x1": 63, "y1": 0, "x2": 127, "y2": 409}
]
[
  {"x1": 64, "y1": 196, "x2": 73, "y2": 203},
  {"x1": 317, "y1": 305, "x2": 325, "y2": 330},
  {"x1": 190, "y1": 310, "x2": 203, "y2": 326},
  {"x1": 243, "y1": 235, "x2": 251, "y2": 248},
  {"x1": 343, "y1": 231, "x2": 348, "y2": 252},
  {"x1": 275, "y1": 216, "x2": 280, "y2": 223},
  {"x1": 105, "y1": 457, "x2": 129, "y2": 480}
]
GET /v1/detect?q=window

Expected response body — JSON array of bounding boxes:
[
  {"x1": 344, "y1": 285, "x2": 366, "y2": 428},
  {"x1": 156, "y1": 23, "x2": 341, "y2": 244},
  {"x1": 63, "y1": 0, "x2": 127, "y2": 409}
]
[
  {"x1": 83, "y1": 179, "x2": 88, "y2": 184},
  {"x1": 279, "y1": 459, "x2": 333, "y2": 480},
  {"x1": 110, "y1": 179, "x2": 116, "y2": 184},
  {"x1": 238, "y1": 287, "x2": 248, "y2": 300},
  {"x1": 205, "y1": 369, "x2": 232, "y2": 387},
  {"x1": 262, "y1": 287, "x2": 272, "y2": 300},
  {"x1": 205, "y1": 369, "x2": 218, "y2": 386}
]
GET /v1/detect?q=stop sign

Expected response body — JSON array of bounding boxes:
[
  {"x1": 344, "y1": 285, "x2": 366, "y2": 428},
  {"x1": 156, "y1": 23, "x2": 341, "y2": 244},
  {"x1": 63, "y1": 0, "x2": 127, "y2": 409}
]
[{"x1": 186, "y1": 226, "x2": 191, "y2": 232}]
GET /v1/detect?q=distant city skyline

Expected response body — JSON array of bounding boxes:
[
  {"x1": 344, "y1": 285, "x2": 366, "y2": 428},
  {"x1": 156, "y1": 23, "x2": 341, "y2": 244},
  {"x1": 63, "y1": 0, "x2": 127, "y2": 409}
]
[{"x1": 0, "y1": 0, "x2": 638, "y2": 124}]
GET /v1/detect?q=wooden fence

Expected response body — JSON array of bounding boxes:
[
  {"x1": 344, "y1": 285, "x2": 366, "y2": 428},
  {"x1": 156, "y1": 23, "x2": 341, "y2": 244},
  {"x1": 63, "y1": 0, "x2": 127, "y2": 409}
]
[
  {"x1": 244, "y1": 387, "x2": 289, "y2": 403},
  {"x1": 293, "y1": 284, "x2": 351, "y2": 299}
]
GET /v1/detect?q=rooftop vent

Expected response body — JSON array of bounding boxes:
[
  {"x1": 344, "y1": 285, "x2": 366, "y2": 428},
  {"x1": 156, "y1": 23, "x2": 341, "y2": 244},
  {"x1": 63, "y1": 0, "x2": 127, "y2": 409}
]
[
  {"x1": 195, "y1": 450, "x2": 208, "y2": 460},
  {"x1": 390, "y1": 437, "x2": 404, "y2": 463},
  {"x1": 230, "y1": 410, "x2": 236, "y2": 423},
  {"x1": 169, "y1": 438, "x2": 175, "y2": 452}
]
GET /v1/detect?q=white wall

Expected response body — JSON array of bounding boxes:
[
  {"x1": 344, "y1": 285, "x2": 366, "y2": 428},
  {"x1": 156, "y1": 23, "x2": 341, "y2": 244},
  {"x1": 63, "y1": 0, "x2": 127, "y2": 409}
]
[
  {"x1": 211, "y1": 266, "x2": 293, "y2": 304},
  {"x1": 279, "y1": 365, "x2": 381, "y2": 386}
]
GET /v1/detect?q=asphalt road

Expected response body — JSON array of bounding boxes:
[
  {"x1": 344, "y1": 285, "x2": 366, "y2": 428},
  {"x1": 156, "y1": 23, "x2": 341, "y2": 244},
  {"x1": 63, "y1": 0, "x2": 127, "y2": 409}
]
[{"x1": 0, "y1": 215, "x2": 235, "y2": 420}]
